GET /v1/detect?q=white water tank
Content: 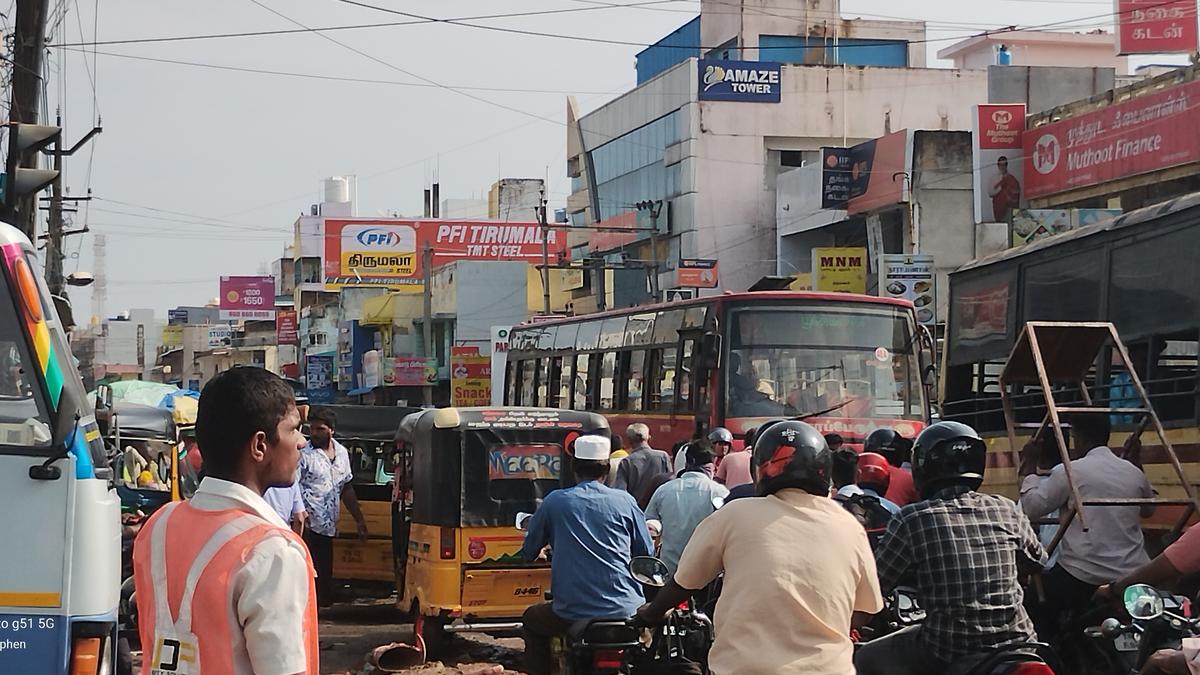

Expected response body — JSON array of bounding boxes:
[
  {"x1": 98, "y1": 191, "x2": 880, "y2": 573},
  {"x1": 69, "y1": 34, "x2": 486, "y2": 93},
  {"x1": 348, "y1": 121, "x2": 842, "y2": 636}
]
[{"x1": 324, "y1": 176, "x2": 350, "y2": 204}]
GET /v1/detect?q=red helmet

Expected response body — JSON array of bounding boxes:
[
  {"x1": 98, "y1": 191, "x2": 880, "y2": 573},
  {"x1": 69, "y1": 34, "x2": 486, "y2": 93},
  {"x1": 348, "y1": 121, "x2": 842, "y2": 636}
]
[{"x1": 857, "y1": 452, "x2": 892, "y2": 494}]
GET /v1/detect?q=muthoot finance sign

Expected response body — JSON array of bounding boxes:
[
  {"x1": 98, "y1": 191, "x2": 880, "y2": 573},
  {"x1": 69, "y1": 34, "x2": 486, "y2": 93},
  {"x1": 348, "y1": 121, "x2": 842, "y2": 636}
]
[{"x1": 698, "y1": 60, "x2": 782, "y2": 103}]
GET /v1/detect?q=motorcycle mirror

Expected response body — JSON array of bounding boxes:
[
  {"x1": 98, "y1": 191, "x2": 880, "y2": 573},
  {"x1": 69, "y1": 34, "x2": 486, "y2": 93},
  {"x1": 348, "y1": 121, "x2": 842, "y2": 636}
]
[
  {"x1": 515, "y1": 512, "x2": 533, "y2": 531},
  {"x1": 629, "y1": 556, "x2": 670, "y2": 588},
  {"x1": 1124, "y1": 584, "x2": 1165, "y2": 621}
]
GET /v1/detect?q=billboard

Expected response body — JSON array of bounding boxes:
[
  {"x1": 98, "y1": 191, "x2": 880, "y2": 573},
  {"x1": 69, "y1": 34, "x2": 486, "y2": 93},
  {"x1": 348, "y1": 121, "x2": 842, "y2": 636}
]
[
  {"x1": 391, "y1": 356, "x2": 438, "y2": 387},
  {"x1": 323, "y1": 219, "x2": 569, "y2": 289},
  {"x1": 206, "y1": 324, "x2": 232, "y2": 348},
  {"x1": 847, "y1": 130, "x2": 913, "y2": 215},
  {"x1": 1024, "y1": 79, "x2": 1200, "y2": 199},
  {"x1": 1116, "y1": 0, "x2": 1198, "y2": 55},
  {"x1": 161, "y1": 325, "x2": 183, "y2": 348},
  {"x1": 973, "y1": 104, "x2": 1026, "y2": 223},
  {"x1": 276, "y1": 309, "x2": 299, "y2": 344},
  {"x1": 820, "y1": 147, "x2": 853, "y2": 209},
  {"x1": 491, "y1": 326, "x2": 511, "y2": 406},
  {"x1": 305, "y1": 354, "x2": 335, "y2": 404},
  {"x1": 676, "y1": 259, "x2": 719, "y2": 288},
  {"x1": 451, "y1": 346, "x2": 492, "y2": 407},
  {"x1": 697, "y1": 60, "x2": 782, "y2": 103},
  {"x1": 812, "y1": 247, "x2": 867, "y2": 294},
  {"x1": 880, "y1": 254, "x2": 936, "y2": 326},
  {"x1": 1011, "y1": 208, "x2": 1123, "y2": 246},
  {"x1": 219, "y1": 276, "x2": 276, "y2": 320}
]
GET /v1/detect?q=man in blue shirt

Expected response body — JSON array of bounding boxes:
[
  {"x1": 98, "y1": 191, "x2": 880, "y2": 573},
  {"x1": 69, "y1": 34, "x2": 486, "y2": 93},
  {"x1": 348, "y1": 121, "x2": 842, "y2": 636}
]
[{"x1": 521, "y1": 435, "x2": 654, "y2": 675}]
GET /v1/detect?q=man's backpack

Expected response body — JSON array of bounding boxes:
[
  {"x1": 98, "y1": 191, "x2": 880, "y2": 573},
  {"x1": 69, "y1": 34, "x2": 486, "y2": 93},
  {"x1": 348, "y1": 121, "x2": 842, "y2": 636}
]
[{"x1": 834, "y1": 492, "x2": 895, "y2": 546}]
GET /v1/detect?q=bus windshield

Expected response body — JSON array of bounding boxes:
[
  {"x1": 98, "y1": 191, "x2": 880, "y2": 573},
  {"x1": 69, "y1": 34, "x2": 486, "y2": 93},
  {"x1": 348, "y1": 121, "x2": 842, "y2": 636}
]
[
  {"x1": 0, "y1": 254, "x2": 52, "y2": 446},
  {"x1": 727, "y1": 304, "x2": 924, "y2": 421}
]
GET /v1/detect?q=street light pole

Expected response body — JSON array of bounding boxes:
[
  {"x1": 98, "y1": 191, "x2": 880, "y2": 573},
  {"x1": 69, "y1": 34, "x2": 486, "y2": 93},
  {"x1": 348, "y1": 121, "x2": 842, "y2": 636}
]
[{"x1": 635, "y1": 200, "x2": 664, "y2": 301}]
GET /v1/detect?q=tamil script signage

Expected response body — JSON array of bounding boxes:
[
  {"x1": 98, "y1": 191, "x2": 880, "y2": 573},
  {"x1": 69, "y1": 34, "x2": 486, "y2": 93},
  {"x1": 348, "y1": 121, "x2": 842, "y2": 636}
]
[
  {"x1": 698, "y1": 60, "x2": 782, "y2": 103},
  {"x1": 451, "y1": 346, "x2": 492, "y2": 407},
  {"x1": 880, "y1": 254, "x2": 935, "y2": 326},
  {"x1": 812, "y1": 247, "x2": 867, "y2": 294},
  {"x1": 676, "y1": 259, "x2": 718, "y2": 288},
  {"x1": 276, "y1": 309, "x2": 299, "y2": 344},
  {"x1": 820, "y1": 147, "x2": 853, "y2": 209},
  {"x1": 1024, "y1": 79, "x2": 1200, "y2": 199},
  {"x1": 1116, "y1": 0, "x2": 1198, "y2": 55},
  {"x1": 847, "y1": 130, "x2": 913, "y2": 215}
]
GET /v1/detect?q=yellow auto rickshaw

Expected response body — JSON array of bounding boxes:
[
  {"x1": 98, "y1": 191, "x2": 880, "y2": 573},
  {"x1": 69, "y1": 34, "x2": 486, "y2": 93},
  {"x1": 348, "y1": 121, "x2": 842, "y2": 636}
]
[{"x1": 393, "y1": 407, "x2": 609, "y2": 654}]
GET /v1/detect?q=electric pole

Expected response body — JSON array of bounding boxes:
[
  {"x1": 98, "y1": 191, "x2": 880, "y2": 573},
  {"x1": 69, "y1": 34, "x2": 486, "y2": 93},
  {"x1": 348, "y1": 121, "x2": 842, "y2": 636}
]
[
  {"x1": 5, "y1": 0, "x2": 52, "y2": 237},
  {"x1": 44, "y1": 118, "x2": 101, "y2": 296},
  {"x1": 421, "y1": 242, "x2": 434, "y2": 406},
  {"x1": 536, "y1": 196, "x2": 551, "y2": 315},
  {"x1": 635, "y1": 200, "x2": 664, "y2": 301}
]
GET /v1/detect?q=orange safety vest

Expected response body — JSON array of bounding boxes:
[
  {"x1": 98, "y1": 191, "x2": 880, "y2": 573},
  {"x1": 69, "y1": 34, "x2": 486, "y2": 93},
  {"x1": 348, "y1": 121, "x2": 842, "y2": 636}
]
[{"x1": 132, "y1": 500, "x2": 319, "y2": 674}]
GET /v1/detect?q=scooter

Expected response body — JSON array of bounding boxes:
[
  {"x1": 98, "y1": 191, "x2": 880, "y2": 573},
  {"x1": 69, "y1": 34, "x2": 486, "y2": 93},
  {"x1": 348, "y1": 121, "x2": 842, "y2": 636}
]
[{"x1": 1086, "y1": 583, "x2": 1200, "y2": 674}]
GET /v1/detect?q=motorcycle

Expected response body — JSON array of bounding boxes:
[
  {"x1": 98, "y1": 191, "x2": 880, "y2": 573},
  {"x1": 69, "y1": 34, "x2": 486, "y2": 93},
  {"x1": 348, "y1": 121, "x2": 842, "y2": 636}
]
[
  {"x1": 1086, "y1": 583, "x2": 1200, "y2": 674},
  {"x1": 853, "y1": 587, "x2": 924, "y2": 643}
]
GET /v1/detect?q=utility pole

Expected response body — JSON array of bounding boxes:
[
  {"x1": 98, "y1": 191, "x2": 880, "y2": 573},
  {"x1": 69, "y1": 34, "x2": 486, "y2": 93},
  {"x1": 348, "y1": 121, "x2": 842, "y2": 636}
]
[
  {"x1": 44, "y1": 116, "x2": 101, "y2": 296},
  {"x1": 421, "y1": 242, "x2": 433, "y2": 406},
  {"x1": 6, "y1": 0, "x2": 52, "y2": 237},
  {"x1": 536, "y1": 196, "x2": 551, "y2": 315},
  {"x1": 635, "y1": 200, "x2": 664, "y2": 301}
]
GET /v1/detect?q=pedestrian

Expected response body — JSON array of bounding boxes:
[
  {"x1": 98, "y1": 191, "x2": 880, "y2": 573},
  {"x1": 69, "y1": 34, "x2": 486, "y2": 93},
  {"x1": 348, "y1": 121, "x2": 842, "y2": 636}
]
[
  {"x1": 298, "y1": 408, "x2": 369, "y2": 607},
  {"x1": 607, "y1": 433, "x2": 627, "y2": 486},
  {"x1": 831, "y1": 448, "x2": 861, "y2": 498},
  {"x1": 132, "y1": 367, "x2": 319, "y2": 675},
  {"x1": 264, "y1": 474, "x2": 308, "y2": 535},
  {"x1": 613, "y1": 423, "x2": 670, "y2": 502},
  {"x1": 713, "y1": 428, "x2": 751, "y2": 489},
  {"x1": 645, "y1": 440, "x2": 729, "y2": 573}
]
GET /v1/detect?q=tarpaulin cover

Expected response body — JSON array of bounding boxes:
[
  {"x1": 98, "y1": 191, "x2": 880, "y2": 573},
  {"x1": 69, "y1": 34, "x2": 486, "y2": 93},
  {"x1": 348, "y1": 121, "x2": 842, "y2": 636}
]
[
  {"x1": 311, "y1": 404, "x2": 420, "y2": 441},
  {"x1": 112, "y1": 402, "x2": 175, "y2": 440}
]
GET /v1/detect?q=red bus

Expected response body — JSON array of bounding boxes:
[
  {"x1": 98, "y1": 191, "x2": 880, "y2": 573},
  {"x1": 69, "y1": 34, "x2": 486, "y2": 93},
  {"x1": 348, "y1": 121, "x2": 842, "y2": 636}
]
[{"x1": 503, "y1": 291, "x2": 934, "y2": 450}]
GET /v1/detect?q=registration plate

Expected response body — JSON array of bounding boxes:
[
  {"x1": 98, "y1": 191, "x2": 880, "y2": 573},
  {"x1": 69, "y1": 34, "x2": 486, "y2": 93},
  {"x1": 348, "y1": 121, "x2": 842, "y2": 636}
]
[{"x1": 1114, "y1": 632, "x2": 1139, "y2": 652}]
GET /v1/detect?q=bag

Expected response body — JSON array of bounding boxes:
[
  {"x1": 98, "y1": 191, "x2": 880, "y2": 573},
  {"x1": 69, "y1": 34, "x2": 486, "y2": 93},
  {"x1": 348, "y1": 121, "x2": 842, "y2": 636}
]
[{"x1": 835, "y1": 493, "x2": 894, "y2": 544}]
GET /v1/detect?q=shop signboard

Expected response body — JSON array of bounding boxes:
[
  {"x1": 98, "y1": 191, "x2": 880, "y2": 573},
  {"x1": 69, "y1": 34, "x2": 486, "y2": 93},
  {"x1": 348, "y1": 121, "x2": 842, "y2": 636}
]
[
  {"x1": 1115, "y1": 0, "x2": 1198, "y2": 55},
  {"x1": 847, "y1": 130, "x2": 913, "y2": 215},
  {"x1": 324, "y1": 219, "x2": 569, "y2": 289},
  {"x1": 676, "y1": 259, "x2": 719, "y2": 288},
  {"x1": 491, "y1": 326, "x2": 511, "y2": 406},
  {"x1": 161, "y1": 325, "x2": 183, "y2": 348},
  {"x1": 1011, "y1": 208, "x2": 1123, "y2": 246},
  {"x1": 275, "y1": 309, "x2": 299, "y2": 344},
  {"x1": 880, "y1": 254, "x2": 936, "y2": 326},
  {"x1": 305, "y1": 354, "x2": 335, "y2": 404},
  {"x1": 820, "y1": 147, "x2": 853, "y2": 209},
  {"x1": 206, "y1": 324, "x2": 231, "y2": 348},
  {"x1": 973, "y1": 104, "x2": 1027, "y2": 224},
  {"x1": 392, "y1": 356, "x2": 438, "y2": 387},
  {"x1": 167, "y1": 308, "x2": 188, "y2": 325},
  {"x1": 812, "y1": 247, "x2": 867, "y2": 294},
  {"x1": 451, "y1": 346, "x2": 492, "y2": 407},
  {"x1": 219, "y1": 276, "x2": 276, "y2": 320},
  {"x1": 1024, "y1": 79, "x2": 1200, "y2": 199},
  {"x1": 697, "y1": 60, "x2": 782, "y2": 103}
]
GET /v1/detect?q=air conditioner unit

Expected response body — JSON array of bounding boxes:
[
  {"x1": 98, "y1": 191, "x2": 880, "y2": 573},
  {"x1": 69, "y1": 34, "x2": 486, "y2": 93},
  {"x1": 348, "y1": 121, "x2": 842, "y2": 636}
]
[{"x1": 663, "y1": 288, "x2": 697, "y2": 303}]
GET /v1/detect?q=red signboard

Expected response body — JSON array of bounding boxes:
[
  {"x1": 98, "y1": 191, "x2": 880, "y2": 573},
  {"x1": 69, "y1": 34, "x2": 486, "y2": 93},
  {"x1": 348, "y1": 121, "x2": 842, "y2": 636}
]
[
  {"x1": 676, "y1": 259, "x2": 719, "y2": 288},
  {"x1": 219, "y1": 276, "x2": 276, "y2": 320},
  {"x1": 1116, "y1": 0, "x2": 1198, "y2": 55},
  {"x1": 973, "y1": 104, "x2": 1027, "y2": 223},
  {"x1": 276, "y1": 309, "x2": 299, "y2": 344},
  {"x1": 588, "y1": 211, "x2": 640, "y2": 252},
  {"x1": 847, "y1": 130, "x2": 913, "y2": 215},
  {"x1": 323, "y1": 219, "x2": 569, "y2": 288},
  {"x1": 1024, "y1": 79, "x2": 1200, "y2": 199}
]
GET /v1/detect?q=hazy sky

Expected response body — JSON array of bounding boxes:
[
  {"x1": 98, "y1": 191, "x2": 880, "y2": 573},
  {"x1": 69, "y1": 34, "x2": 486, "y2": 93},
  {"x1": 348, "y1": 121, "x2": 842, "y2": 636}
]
[{"x1": 43, "y1": 0, "x2": 1141, "y2": 318}]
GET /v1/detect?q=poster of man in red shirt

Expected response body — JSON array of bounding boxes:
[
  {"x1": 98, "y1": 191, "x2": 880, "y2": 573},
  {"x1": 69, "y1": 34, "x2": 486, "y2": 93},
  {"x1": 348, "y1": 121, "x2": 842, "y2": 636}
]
[
  {"x1": 989, "y1": 156, "x2": 1022, "y2": 222},
  {"x1": 973, "y1": 104, "x2": 1026, "y2": 224}
]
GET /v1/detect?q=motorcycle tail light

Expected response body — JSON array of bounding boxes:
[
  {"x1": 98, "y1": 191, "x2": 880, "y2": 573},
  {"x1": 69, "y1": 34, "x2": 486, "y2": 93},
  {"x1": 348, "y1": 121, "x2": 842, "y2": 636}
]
[
  {"x1": 676, "y1": 601, "x2": 690, "y2": 610},
  {"x1": 1007, "y1": 664, "x2": 1054, "y2": 675},
  {"x1": 592, "y1": 648, "x2": 625, "y2": 671}
]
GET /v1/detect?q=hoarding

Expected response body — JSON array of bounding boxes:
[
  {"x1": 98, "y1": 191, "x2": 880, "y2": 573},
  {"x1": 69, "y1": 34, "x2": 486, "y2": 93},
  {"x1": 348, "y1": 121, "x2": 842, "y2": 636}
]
[
  {"x1": 206, "y1": 324, "x2": 231, "y2": 348},
  {"x1": 1024, "y1": 79, "x2": 1200, "y2": 199},
  {"x1": 880, "y1": 254, "x2": 936, "y2": 326},
  {"x1": 161, "y1": 325, "x2": 183, "y2": 348},
  {"x1": 1011, "y1": 208, "x2": 1123, "y2": 246},
  {"x1": 219, "y1": 276, "x2": 276, "y2": 320},
  {"x1": 305, "y1": 354, "x2": 335, "y2": 404},
  {"x1": 560, "y1": 268, "x2": 585, "y2": 291},
  {"x1": 820, "y1": 147, "x2": 853, "y2": 209},
  {"x1": 323, "y1": 219, "x2": 569, "y2": 289},
  {"x1": 451, "y1": 346, "x2": 492, "y2": 407},
  {"x1": 167, "y1": 308, "x2": 188, "y2": 325},
  {"x1": 676, "y1": 259, "x2": 719, "y2": 288},
  {"x1": 491, "y1": 326, "x2": 511, "y2": 406},
  {"x1": 392, "y1": 356, "x2": 438, "y2": 387},
  {"x1": 812, "y1": 247, "x2": 867, "y2": 294},
  {"x1": 847, "y1": 130, "x2": 913, "y2": 215},
  {"x1": 697, "y1": 60, "x2": 782, "y2": 103},
  {"x1": 276, "y1": 309, "x2": 299, "y2": 344},
  {"x1": 1116, "y1": 0, "x2": 1198, "y2": 55},
  {"x1": 973, "y1": 104, "x2": 1026, "y2": 223}
]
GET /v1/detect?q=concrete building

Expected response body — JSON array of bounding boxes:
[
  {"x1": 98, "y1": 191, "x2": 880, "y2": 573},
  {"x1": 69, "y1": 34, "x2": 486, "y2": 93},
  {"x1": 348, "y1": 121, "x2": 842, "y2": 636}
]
[
  {"x1": 489, "y1": 178, "x2": 545, "y2": 221},
  {"x1": 937, "y1": 31, "x2": 1129, "y2": 75}
]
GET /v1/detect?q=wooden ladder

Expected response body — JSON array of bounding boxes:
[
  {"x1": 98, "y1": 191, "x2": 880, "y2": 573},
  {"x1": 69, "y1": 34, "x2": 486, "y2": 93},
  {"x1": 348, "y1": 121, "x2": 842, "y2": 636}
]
[{"x1": 998, "y1": 321, "x2": 1200, "y2": 554}]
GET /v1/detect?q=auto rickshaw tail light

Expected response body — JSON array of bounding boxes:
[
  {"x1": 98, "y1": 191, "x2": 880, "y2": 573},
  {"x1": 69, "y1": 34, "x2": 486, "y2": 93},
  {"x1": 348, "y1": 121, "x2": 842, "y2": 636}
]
[
  {"x1": 439, "y1": 527, "x2": 456, "y2": 559},
  {"x1": 69, "y1": 636, "x2": 101, "y2": 675}
]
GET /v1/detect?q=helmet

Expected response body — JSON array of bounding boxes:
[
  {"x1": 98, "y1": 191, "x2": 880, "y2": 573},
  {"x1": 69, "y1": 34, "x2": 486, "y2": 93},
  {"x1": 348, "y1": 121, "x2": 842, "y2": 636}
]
[
  {"x1": 708, "y1": 427, "x2": 734, "y2": 445},
  {"x1": 751, "y1": 420, "x2": 831, "y2": 497},
  {"x1": 857, "y1": 452, "x2": 892, "y2": 494},
  {"x1": 865, "y1": 428, "x2": 913, "y2": 468},
  {"x1": 911, "y1": 421, "x2": 986, "y2": 499}
]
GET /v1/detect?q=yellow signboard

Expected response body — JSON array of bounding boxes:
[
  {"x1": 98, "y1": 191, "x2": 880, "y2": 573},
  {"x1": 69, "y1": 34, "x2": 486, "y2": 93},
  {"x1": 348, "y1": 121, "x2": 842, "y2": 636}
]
[
  {"x1": 451, "y1": 347, "x2": 492, "y2": 407},
  {"x1": 812, "y1": 247, "x2": 867, "y2": 294},
  {"x1": 161, "y1": 325, "x2": 183, "y2": 348}
]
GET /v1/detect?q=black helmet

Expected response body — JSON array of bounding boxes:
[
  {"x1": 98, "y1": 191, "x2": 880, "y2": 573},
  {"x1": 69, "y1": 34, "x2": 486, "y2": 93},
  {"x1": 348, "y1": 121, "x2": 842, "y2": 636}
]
[
  {"x1": 911, "y1": 421, "x2": 986, "y2": 499},
  {"x1": 865, "y1": 428, "x2": 913, "y2": 468},
  {"x1": 752, "y1": 420, "x2": 831, "y2": 497},
  {"x1": 708, "y1": 427, "x2": 733, "y2": 445}
]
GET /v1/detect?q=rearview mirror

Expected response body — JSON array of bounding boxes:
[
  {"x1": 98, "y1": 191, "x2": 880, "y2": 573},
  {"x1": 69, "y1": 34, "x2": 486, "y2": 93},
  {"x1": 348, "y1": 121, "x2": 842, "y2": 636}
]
[
  {"x1": 515, "y1": 512, "x2": 533, "y2": 531},
  {"x1": 629, "y1": 556, "x2": 670, "y2": 588},
  {"x1": 1124, "y1": 584, "x2": 1164, "y2": 621},
  {"x1": 702, "y1": 333, "x2": 722, "y2": 370}
]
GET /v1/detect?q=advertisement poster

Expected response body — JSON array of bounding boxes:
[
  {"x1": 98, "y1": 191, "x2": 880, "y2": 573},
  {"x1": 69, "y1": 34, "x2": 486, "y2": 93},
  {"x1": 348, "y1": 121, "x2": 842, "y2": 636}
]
[
  {"x1": 1116, "y1": 0, "x2": 1198, "y2": 55},
  {"x1": 697, "y1": 60, "x2": 782, "y2": 103},
  {"x1": 820, "y1": 147, "x2": 853, "y2": 209},
  {"x1": 1025, "y1": 79, "x2": 1200, "y2": 199},
  {"x1": 957, "y1": 284, "x2": 1010, "y2": 344},
  {"x1": 392, "y1": 356, "x2": 437, "y2": 387},
  {"x1": 219, "y1": 276, "x2": 276, "y2": 320},
  {"x1": 491, "y1": 326, "x2": 511, "y2": 406},
  {"x1": 1011, "y1": 208, "x2": 1123, "y2": 246},
  {"x1": 305, "y1": 354, "x2": 335, "y2": 404},
  {"x1": 167, "y1": 308, "x2": 188, "y2": 325},
  {"x1": 847, "y1": 130, "x2": 913, "y2": 215},
  {"x1": 206, "y1": 324, "x2": 232, "y2": 348},
  {"x1": 880, "y1": 254, "x2": 936, "y2": 326},
  {"x1": 276, "y1": 309, "x2": 299, "y2": 344},
  {"x1": 324, "y1": 219, "x2": 569, "y2": 289},
  {"x1": 676, "y1": 259, "x2": 719, "y2": 288},
  {"x1": 973, "y1": 104, "x2": 1026, "y2": 223},
  {"x1": 812, "y1": 247, "x2": 867, "y2": 294},
  {"x1": 362, "y1": 350, "x2": 381, "y2": 389},
  {"x1": 559, "y1": 268, "x2": 585, "y2": 291},
  {"x1": 451, "y1": 346, "x2": 492, "y2": 407},
  {"x1": 160, "y1": 325, "x2": 183, "y2": 348}
]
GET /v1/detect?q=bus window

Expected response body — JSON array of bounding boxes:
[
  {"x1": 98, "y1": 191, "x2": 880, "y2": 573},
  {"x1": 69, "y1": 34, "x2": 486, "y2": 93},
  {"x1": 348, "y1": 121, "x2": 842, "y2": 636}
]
[
  {"x1": 553, "y1": 356, "x2": 572, "y2": 409},
  {"x1": 678, "y1": 340, "x2": 695, "y2": 412},
  {"x1": 536, "y1": 358, "x2": 550, "y2": 407},
  {"x1": 649, "y1": 347, "x2": 677, "y2": 411},
  {"x1": 573, "y1": 354, "x2": 593, "y2": 410},
  {"x1": 520, "y1": 360, "x2": 536, "y2": 406},
  {"x1": 599, "y1": 352, "x2": 617, "y2": 410},
  {"x1": 0, "y1": 271, "x2": 52, "y2": 445},
  {"x1": 627, "y1": 350, "x2": 646, "y2": 411}
]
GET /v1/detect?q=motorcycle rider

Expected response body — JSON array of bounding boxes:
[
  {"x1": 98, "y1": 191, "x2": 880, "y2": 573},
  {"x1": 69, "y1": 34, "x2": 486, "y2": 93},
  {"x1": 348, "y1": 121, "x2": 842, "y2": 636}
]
[
  {"x1": 521, "y1": 435, "x2": 654, "y2": 675},
  {"x1": 637, "y1": 421, "x2": 883, "y2": 674},
  {"x1": 864, "y1": 428, "x2": 920, "y2": 506},
  {"x1": 854, "y1": 421, "x2": 1047, "y2": 675}
]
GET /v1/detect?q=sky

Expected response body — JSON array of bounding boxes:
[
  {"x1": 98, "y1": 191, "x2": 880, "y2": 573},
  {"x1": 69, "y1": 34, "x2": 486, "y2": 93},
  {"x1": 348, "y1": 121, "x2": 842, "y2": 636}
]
[{"x1": 38, "y1": 0, "x2": 1148, "y2": 319}]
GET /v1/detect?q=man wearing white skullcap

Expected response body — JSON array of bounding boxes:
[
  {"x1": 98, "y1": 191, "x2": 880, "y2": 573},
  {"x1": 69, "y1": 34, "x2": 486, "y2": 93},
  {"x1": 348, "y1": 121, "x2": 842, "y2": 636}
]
[{"x1": 520, "y1": 434, "x2": 655, "y2": 675}]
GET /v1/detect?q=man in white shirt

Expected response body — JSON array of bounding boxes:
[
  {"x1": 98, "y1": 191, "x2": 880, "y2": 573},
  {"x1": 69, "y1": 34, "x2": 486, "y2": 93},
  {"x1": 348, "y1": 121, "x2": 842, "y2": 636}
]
[
  {"x1": 645, "y1": 441, "x2": 729, "y2": 573},
  {"x1": 1020, "y1": 412, "x2": 1154, "y2": 641}
]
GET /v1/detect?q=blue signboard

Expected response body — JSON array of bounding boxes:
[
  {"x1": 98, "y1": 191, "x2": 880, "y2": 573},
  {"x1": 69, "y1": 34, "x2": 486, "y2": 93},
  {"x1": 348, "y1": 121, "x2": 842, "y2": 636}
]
[
  {"x1": 0, "y1": 613, "x2": 68, "y2": 672},
  {"x1": 697, "y1": 60, "x2": 782, "y2": 103}
]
